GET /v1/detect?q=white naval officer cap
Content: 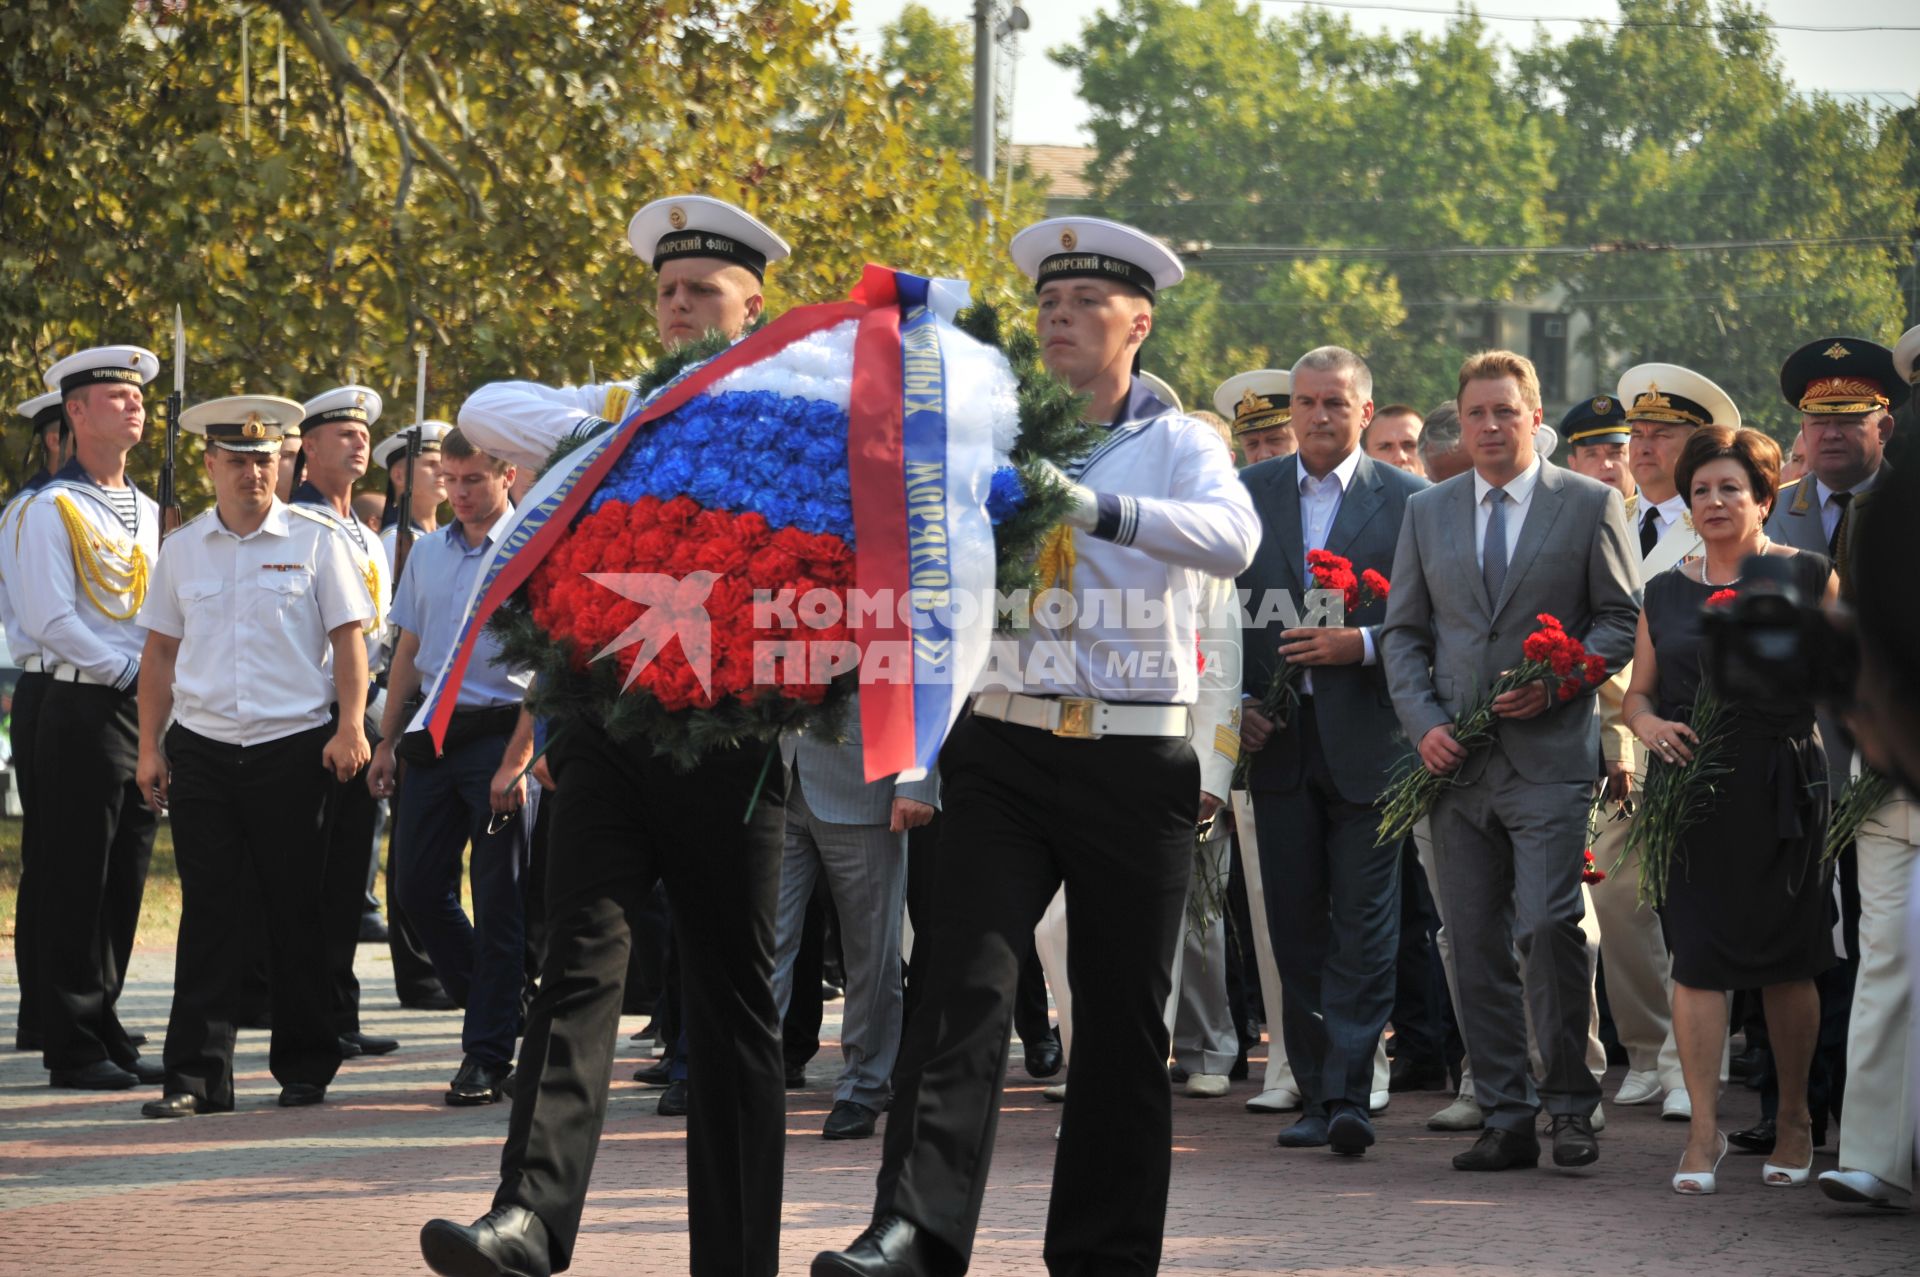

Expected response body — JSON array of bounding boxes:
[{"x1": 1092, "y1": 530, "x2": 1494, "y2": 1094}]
[
  {"x1": 1009, "y1": 216, "x2": 1184, "y2": 301},
  {"x1": 1893, "y1": 324, "x2": 1920, "y2": 388},
  {"x1": 42, "y1": 345, "x2": 161, "y2": 395},
  {"x1": 17, "y1": 390, "x2": 64, "y2": 434},
  {"x1": 301, "y1": 385, "x2": 384, "y2": 435},
  {"x1": 1615, "y1": 363, "x2": 1740, "y2": 430},
  {"x1": 372, "y1": 421, "x2": 452, "y2": 469},
  {"x1": 1136, "y1": 370, "x2": 1183, "y2": 413},
  {"x1": 626, "y1": 195, "x2": 791, "y2": 281},
  {"x1": 179, "y1": 395, "x2": 303, "y2": 453},
  {"x1": 1213, "y1": 370, "x2": 1292, "y2": 436}
]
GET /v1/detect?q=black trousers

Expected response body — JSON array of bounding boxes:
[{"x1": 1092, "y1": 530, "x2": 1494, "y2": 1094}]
[
  {"x1": 160, "y1": 723, "x2": 342, "y2": 1105},
  {"x1": 320, "y1": 706, "x2": 380, "y2": 1035},
  {"x1": 494, "y1": 723, "x2": 787, "y2": 1275},
  {"x1": 34, "y1": 681, "x2": 155, "y2": 1071},
  {"x1": 1254, "y1": 701, "x2": 1402, "y2": 1116},
  {"x1": 1390, "y1": 836, "x2": 1449, "y2": 1070},
  {"x1": 10, "y1": 671, "x2": 47, "y2": 1045},
  {"x1": 875, "y1": 714, "x2": 1196, "y2": 1276},
  {"x1": 384, "y1": 773, "x2": 445, "y2": 1005}
]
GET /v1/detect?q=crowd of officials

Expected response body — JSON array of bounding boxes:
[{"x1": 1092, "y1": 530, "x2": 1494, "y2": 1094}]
[{"x1": 4, "y1": 202, "x2": 1918, "y2": 1277}]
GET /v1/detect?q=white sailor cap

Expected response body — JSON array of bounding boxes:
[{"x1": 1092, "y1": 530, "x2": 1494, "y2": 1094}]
[
  {"x1": 180, "y1": 395, "x2": 303, "y2": 453},
  {"x1": 43, "y1": 345, "x2": 160, "y2": 395},
  {"x1": 1137, "y1": 370, "x2": 1183, "y2": 413},
  {"x1": 372, "y1": 421, "x2": 452, "y2": 469},
  {"x1": 626, "y1": 195, "x2": 790, "y2": 280},
  {"x1": 1893, "y1": 324, "x2": 1920, "y2": 388},
  {"x1": 1213, "y1": 371, "x2": 1291, "y2": 435},
  {"x1": 1615, "y1": 363, "x2": 1740, "y2": 430},
  {"x1": 1009, "y1": 216, "x2": 1184, "y2": 301},
  {"x1": 301, "y1": 385, "x2": 384, "y2": 435},
  {"x1": 17, "y1": 390, "x2": 64, "y2": 433}
]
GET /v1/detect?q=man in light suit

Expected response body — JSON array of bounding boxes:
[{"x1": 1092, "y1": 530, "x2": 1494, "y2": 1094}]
[
  {"x1": 773, "y1": 698, "x2": 937, "y2": 1141},
  {"x1": 1237, "y1": 347, "x2": 1427, "y2": 1156},
  {"x1": 1381, "y1": 350, "x2": 1640, "y2": 1172}
]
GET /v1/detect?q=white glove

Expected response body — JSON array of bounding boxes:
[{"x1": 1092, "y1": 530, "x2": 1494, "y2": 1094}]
[{"x1": 1036, "y1": 459, "x2": 1099, "y2": 532}]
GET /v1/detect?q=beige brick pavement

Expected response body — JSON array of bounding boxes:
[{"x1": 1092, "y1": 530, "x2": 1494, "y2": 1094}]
[{"x1": 1, "y1": 945, "x2": 1914, "y2": 1275}]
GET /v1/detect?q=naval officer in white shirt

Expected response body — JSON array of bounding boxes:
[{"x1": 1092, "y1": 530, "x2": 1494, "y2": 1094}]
[{"x1": 816, "y1": 216, "x2": 1260, "y2": 1277}]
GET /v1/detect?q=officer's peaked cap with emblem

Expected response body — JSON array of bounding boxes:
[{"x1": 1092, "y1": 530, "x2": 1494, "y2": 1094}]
[
  {"x1": 43, "y1": 345, "x2": 160, "y2": 395},
  {"x1": 1560, "y1": 394, "x2": 1628, "y2": 447},
  {"x1": 626, "y1": 195, "x2": 790, "y2": 280},
  {"x1": 16, "y1": 390, "x2": 64, "y2": 434},
  {"x1": 1893, "y1": 324, "x2": 1920, "y2": 391},
  {"x1": 179, "y1": 395, "x2": 302, "y2": 453},
  {"x1": 1010, "y1": 216, "x2": 1184, "y2": 302},
  {"x1": 301, "y1": 385, "x2": 385, "y2": 436},
  {"x1": 1779, "y1": 336, "x2": 1909, "y2": 415},
  {"x1": 1213, "y1": 371, "x2": 1292, "y2": 435},
  {"x1": 1616, "y1": 363, "x2": 1740, "y2": 430},
  {"x1": 372, "y1": 420, "x2": 453, "y2": 469}
]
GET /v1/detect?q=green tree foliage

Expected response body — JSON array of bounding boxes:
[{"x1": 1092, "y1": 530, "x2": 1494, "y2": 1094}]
[
  {"x1": 1058, "y1": 0, "x2": 1914, "y2": 436},
  {"x1": 879, "y1": 2, "x2": 973, "y2": 155},
  {"x1": 1, "y1": 0, "x2": 1035, "y2": 498}
]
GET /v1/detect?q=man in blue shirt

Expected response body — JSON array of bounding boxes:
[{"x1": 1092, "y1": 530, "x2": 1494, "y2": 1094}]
[{"x1": 369, "y1": 428, "x2": 533, "y2": 1106}]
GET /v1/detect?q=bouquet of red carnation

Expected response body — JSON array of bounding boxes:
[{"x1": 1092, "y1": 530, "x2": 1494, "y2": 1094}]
[
  {"x1": 1232, "y1": 550, "x2": 1388, "y2": 791},
  {"x1": 1376, "y1": 613, "x2": 1610, "y2": 842},
  {"x1": 1581, "y1": 847, "x2": 1607, "y2": 884}
]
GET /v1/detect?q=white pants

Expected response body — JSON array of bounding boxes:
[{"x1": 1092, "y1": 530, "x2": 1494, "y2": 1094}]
[{"x1": 1839, "y1": 798, "x2": 1919, "y2": 1190}]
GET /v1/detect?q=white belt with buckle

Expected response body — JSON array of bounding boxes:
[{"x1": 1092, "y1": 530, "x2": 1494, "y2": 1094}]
[
  {"x1": 50, "y1": 663, "x2": 113, "y2": 687},
  {"x1": 971, "y1": 691, "x2": 1190, "y2": 740},
  {"x1": 20, "y1": 655, "x2": 43, "y2": 673}
]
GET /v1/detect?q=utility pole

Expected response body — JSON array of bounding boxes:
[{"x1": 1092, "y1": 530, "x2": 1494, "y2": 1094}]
[{"x1": 972, "y1": 1, "x2": 996, "y2": 195}]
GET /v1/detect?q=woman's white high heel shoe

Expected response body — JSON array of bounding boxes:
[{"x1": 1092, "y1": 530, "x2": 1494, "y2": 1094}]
[{"x1": 1673, "y1": 1132, "x2": 1729, "y2": 1195}]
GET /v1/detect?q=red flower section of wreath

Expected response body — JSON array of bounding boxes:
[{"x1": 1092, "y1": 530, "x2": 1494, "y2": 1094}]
[{"x1": 526, "y1": 495, "x2": 857, "y2": 712}]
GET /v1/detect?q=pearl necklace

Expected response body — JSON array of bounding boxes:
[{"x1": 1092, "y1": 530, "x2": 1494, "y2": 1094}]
[{"x1": 1701, "y1": 536, "x2": 1770, "y2": 588}]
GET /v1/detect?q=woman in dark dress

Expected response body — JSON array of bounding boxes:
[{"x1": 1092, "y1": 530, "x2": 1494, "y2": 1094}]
[{"x1": 1621, "y1": 425, "x2": 1838, "y2": 1196}]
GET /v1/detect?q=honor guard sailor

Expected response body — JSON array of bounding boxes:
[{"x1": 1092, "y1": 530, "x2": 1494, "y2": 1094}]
[
  {"x1": 373, "y1": 420, "x2": 451, "y2": 569},
  {"x1": 3, "y1": 386, "x2": 75, "y2": 1053},
  {"x1": 132, "y1": 395, "x2": 372, "y2": 1116},
  {"x1": 1619, "y1": 363, "x2": 1737, "y2": 574},
  {"x1": 420, "y1": 193, "x2": 791, "y2": 1277},
  {"x1": 294, "y1": 385, "x2": 404, "y2": 1059},
  {"x1": 816, "y1": 216, "x2": 1259, "y2": 1277},
  {"x1": 16, "y1": 345, "x2": 165, "y2": 1090}
]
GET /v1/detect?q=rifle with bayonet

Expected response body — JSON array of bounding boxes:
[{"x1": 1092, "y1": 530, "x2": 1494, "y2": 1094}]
[
  {"x1": 393, "y1": 345, "x2": 427, "y2": 582},
  {"x1": 159, "y1": 305, "x2": 184, "y2": 535}
]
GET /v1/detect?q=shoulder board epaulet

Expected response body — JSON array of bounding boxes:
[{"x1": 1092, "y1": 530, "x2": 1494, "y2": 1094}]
[
  {"x1": 602, "y1": 383, "x2": 634, "y2": 425},
  {"x1": 178, "y1": 508, "x2": 215, "y2": 532},
  {"x1": 1782, "y1": 476, "x2": 1815, "y2": 515},
  {"x1": 287, "y1": 503, "x2": 343, "y2": 531}
]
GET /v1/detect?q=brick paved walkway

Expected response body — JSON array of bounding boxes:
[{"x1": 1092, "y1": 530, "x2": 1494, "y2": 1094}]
[{"x1": 2, "y1": 945, "x2": 1913, "y2": 1275}]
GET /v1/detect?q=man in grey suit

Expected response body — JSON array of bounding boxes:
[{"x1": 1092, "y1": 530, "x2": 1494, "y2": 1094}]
[
  {"x1": 1380, "y1": 350, "x2": 1640, "y2": 1172},
  {"x1": 1238, "y1": 346, "x2": 1427, "y2": 1156},
  {"x1": 774, "y1": 695, "x2": 938, "y2": 1140}
]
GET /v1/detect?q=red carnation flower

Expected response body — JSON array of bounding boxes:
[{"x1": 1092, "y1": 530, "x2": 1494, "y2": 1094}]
[
  {"x1": 1361, "y1": 568, "x2": 1391, "y2": 601},
  {"x1": 1584, "y1": 653, "x2": 1608, "y2": 686},
  {"x1": 1706, "y1": 589, "x2": 1737, "y2": 608}
]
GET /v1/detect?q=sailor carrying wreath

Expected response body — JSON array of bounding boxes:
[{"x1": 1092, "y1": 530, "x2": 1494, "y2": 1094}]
[{"x1": 416, "y1": 266, "x2": 1098, "y2": 783}]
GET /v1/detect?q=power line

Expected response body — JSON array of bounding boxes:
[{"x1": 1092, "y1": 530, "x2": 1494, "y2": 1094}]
[
  {"x1": 1182, "y1": 233, "x2": 1911, "y2": 261},
  {"x1": 1252, "y1": 1, "x2": 1920, "y2": 33}
]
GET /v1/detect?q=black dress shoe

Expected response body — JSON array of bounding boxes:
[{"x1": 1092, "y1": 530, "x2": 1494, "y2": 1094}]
[
  {"x1": 1228, "y1": 1049, "x2": 1250, "y2": 1082},
  {"x1": 447, "y1": 1056, "x2": 512, "y2": 1106},
  {"x1": 786, "y1": 1061, "x2": 809, "y2": 1089},
  {"x1": 1328, "y1": 1106, "x2": 1376, "y2": 1156},
  {"x1": 1548, "y1": 1113, "x2": 1599, "y2": 1167},
  {"x1": 123, "y1": 1057, "x2": 167, "y2": 1085},
  {"x1": 342, "y1": 1030, "x2": 399, "y2": 1056},
  {"x1": 357, "y1": 913, "x2": 391, "y2": 944},
  {"x1": 812, "y1": 1213, "x2": 950, "y2": 1277},
  {"x1": 1276, "y1": 1114, "x2": 1330, "y2": 1148},
  {"x1": 279, "y1": 1083, "x2": 326, "y2": 1107},
  {"x1": 1729, "y1": 1046, "x2": 1765, "y2": 1080},
  {"x1": 49, "y1": 1060, "x2": 140, "y2": 1090},
  {"x1": 142, "y1": 1092, "x2": 230, "y2": 1118},
  {"x1": 823, "y1": 1099, "x2": 879, "y2": 1140},
  {"x1": 632, "y1": 1059, "x2": 672, "y2": 1086},
  {"x1": 127, "y1": 1032, "x2": 148, "y2": 1048},
  {"x1": 420, "y1": 1204, "x2": 552, "y2": 1277},
  {"x1": 1729, "y1": 1119, "x2": 1777, "y2": 1154},
  {"x1": 656, "y1": 1078, "x2": 689, "y2": 1116},
  {"x1": 1022, "y1": 1029, "x2": 1063, "y2": 1080},
  {"x1": 1452, "y1": 1126, "x2": 1541, "y2": 1171},
  {"x1": 338, "y1": 1036, "x2": 364, "y2": 1059},
  {"x1": 15, "y1": 1033, "x2": 45, "y2": 1052},
  {"x1": 1388, "y1": 1055, "x2": 1448, "y2": 1093},
  {"x1": 403, "y1": 988, "x2": 461, "y2": 1012}
]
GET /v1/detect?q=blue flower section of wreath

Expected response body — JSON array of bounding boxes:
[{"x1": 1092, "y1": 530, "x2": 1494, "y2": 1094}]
[
  {"x1": 586, "y1": 389, "x2": 855, "y2": 542},
  {"x1": 986, "y1": 466, "x2": 1025, "y2": 526}
]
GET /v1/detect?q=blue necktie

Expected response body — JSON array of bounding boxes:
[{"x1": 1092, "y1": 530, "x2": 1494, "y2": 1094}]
[{"x1": 1483, "y1": 488, "x2": 1509, "y2": 606}]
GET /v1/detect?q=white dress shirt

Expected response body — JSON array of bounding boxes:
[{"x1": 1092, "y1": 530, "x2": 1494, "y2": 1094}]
[
  {"x1": 1473, "y1": 454, "x2": 1544, "y2": 571},
  {"x1": 0, "y1": 487, "x2": 47, "y2": 666},
  {"x1": 1297, "y1": 446, "x2": 1378, "y2": 676},
  {"x1": 14, "y1": 464, "x2": 160, "y2": 690},
  {"x1": 137, "y1": 500, "x2": 374, "y2": 747},
  {"x1": 1815, "y1": 467, "x2": 1881, "y2": 545}
]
